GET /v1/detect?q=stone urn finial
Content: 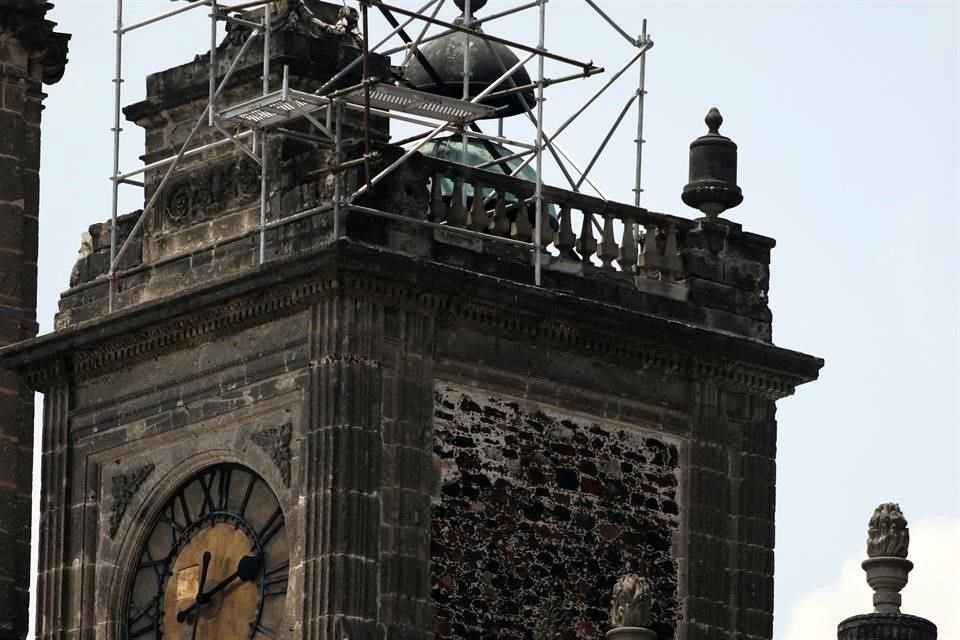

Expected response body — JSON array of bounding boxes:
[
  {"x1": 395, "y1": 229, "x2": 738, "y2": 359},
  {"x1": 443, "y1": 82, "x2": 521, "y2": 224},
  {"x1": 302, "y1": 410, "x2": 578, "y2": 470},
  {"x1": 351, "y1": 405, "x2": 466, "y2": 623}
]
[
  {"x1": 607, "y1": 575, "x2": 657, "y2": 640},
  {"x1": 681, "y1": 107, "x2": 743, "y2": 220},
  {"x1": 862, "y1": 503, "x2": 913, "y2": 614},
  {"x1": 837, "y1": 503, "x2": 937, "y2": 640}
]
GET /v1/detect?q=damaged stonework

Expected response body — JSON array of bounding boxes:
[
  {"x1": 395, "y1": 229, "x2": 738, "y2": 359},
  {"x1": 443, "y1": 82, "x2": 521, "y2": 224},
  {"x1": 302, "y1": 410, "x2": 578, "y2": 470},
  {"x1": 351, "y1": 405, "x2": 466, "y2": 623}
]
[{"x1": 433, "y1": 385, "x2": 681, "y2": 640}]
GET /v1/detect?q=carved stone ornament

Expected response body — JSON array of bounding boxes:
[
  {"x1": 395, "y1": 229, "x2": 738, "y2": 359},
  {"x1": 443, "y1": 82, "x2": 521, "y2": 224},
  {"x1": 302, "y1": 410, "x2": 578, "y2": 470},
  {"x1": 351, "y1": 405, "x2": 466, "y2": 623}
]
[
  {"x1": 286, "y1": 1, "x2": 363, "y2": 47},
  {"x1": 159, "y1": 158, "x2": 259, "y2": 226},
  {"x1": 0, "y1": 4, "x2": 70, "y2": 84},
  {"x1": 533, "y1": 598, "x2": 573, "y2": 640},
  {"x1": 109, "y1": 463, "x2": 156, "y2": 538},
  {"x1": 610, "y1": 574, "x2": 653, "y2": 628},
  {"x1": 867, "y1": 503, "x2": 909, "y2": 558},
  {"x1": 250, "y1": 422, "x2": 292, "y2": 486}
]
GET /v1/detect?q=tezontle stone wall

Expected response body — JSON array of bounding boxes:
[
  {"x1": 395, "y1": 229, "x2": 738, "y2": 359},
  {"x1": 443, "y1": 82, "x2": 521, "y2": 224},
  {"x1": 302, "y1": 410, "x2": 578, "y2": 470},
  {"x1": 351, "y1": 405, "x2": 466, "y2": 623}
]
[{"x1": 433, "y1": 385, "x2": 681, "y2": 639}]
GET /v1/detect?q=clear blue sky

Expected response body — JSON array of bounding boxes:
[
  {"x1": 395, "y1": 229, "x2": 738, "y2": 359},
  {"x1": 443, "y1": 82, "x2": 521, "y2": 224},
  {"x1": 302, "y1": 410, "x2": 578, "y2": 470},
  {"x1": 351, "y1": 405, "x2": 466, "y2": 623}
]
[{"x1": 34, "y1": 1, "x2": 959, "y2": 637}]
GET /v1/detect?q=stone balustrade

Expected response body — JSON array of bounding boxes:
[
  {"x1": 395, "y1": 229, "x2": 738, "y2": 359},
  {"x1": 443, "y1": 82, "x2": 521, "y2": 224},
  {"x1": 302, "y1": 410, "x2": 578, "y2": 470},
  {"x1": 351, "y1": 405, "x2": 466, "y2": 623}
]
[{"x1": 419, "y1": 156, "x2": 692, "y2": 282}]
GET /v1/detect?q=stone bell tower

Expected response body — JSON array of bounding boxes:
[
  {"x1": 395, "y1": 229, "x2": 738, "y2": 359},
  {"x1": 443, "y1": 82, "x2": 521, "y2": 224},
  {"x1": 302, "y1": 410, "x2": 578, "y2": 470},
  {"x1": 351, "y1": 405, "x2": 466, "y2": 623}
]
[
  {"x1": 0, "y1": 2, "x2": 67, "y2": 638},
  {"x1": 0, "y1": 2, "x2": 820, "y2": 639}
]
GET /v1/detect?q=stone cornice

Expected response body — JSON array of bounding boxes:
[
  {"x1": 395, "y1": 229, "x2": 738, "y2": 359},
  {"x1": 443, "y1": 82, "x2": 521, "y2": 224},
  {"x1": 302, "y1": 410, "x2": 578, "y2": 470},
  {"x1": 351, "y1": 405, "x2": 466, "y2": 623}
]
[
  {"x1": 1, "y1": 241, "x2": 821, "y2": 399},
  {"x1": 0, "y1": 1, "x2": 69, "y2": 84}
]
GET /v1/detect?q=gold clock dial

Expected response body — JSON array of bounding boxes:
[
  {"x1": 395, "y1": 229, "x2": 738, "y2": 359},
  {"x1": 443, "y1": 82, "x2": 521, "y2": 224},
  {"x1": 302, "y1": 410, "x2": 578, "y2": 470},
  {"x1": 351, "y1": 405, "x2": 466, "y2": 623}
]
[{"x1": 125, "y1": 464, "x2": 288, "y2": 639}]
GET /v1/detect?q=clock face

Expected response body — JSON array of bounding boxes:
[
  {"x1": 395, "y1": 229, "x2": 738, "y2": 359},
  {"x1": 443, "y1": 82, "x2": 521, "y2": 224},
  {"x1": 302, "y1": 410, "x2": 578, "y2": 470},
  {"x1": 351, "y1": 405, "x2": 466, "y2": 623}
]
[{"x1": 124, "y1": 463, "x2": 288, "y2": 639}]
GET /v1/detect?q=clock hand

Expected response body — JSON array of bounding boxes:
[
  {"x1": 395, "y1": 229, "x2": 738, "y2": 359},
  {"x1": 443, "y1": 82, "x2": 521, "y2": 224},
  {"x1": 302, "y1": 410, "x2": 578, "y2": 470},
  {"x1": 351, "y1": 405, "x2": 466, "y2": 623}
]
[
  {"x1": 189, "y1": 551, "x2": 212, "y2": 640},
  {"x1": 176, "y1": 553, "x2": 262, "y2": 623}
]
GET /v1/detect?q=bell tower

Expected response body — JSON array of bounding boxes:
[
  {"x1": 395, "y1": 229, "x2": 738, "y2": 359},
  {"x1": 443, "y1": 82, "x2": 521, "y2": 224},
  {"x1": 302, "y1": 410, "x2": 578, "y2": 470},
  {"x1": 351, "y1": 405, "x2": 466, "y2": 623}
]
[
  {"x1": 1, "y1": 2, "x2": 820, "y2": 639},
  {"x1": 0, "y1": 2, "x2": 67, "y2": 638}
]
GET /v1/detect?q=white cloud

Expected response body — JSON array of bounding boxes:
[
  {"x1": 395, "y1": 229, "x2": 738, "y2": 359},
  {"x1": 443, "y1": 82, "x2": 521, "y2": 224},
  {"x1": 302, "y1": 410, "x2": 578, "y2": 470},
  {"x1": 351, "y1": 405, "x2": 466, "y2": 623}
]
[{"x1": 781, "y1": 516, "x2": 960, "y2": 640}]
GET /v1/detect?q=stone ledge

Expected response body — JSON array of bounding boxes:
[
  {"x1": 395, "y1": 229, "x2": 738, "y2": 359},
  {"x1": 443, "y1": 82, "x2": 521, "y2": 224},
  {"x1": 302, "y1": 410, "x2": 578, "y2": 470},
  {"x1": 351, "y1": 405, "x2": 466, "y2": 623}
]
[
  {"x1": 838, "y1": 613, "x2": 937, "y2": 640},
  {"x1": 0, "y1": 240, "x2": 822, "y2": 399}
]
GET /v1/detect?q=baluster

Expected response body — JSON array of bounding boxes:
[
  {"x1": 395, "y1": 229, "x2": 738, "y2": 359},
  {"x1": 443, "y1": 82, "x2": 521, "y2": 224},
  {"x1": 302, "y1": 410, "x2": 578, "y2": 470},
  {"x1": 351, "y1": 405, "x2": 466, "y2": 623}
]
[
  {"x1": 576, "y1": 210, "x2": 597, "y2": 264},
  {"x1": 662, "y1": 224, "x2": 682, "y2": 278},
  {"x1": 618, "y1": 217, "x2": 639, "y2": 272},
  {"x1": 537, "y1": 200, "x2": 554, "y2": 250},
  {"x1": 430, "y1": 172, "x2": 447, "y2": 223},
  {"x1": 555, "y1": 205, "x2": 577, "y2": 260},
  {"x1": 638, "y1": 223, "x2": 661, "y2": 276},
  {"x1": 448, "y1": 177, "x2": 467, "y2": 227},
  {"x1": 469, "y1": 181, "x2": 489, "y2": 232},
  {"x1": 491, "y1": 192, "x2": 510, "y2": 236},
  {"x1": 512, "y1": 198, "x2": 532, "y2": 242},
  {"x1": 597, "y1": 213, "x2": 618, "y2": 270}
]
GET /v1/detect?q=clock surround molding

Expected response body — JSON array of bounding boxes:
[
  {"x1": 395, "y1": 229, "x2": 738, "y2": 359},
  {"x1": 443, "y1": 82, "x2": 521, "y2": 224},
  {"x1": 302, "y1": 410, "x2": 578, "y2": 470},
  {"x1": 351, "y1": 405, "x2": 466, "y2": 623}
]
[{"x1": 96, "y1": 397, "x2": 302, "y2": 639}]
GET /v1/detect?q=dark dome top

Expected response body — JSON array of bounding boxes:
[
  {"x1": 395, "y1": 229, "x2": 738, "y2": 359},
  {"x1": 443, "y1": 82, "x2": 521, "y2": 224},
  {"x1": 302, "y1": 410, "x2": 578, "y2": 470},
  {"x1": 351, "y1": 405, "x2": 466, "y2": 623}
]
[{"x1": 403, "y1": 24, "x2": 535, "y2": 118}]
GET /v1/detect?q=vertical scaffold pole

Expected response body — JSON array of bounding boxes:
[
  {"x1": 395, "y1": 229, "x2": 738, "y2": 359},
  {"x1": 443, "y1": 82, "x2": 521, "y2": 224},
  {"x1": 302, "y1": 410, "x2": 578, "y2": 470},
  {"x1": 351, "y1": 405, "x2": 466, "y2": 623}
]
[
  {"x1": 461, "y1": 0, "x2": 472, "y2": 207},
  {"x1": 533, "y1": 0, "x2": 546, "y2": 286},
  {"x1": 258, "y1": 3, "x2": 271, "y2": 264},
  {"x1": 633, "y1": 18, "x2": 647, "y2": 208},
  {"x1": 333, "y1": 101, "x2": 343, "y2": 239},
  {"x1": 259, "y1": 129, "x2": 268, "y2": 264},
  {"x1": 109, "y1": 0, "x2": 124, "y2": 312},
  {"x1": 361, "y1": 0, "x2": 372, "y2": 190},
  {"x1": 209, "y1": 0, "x2": 217, "y2": 127},
  {"x1": 262, "y1": 2, "x2": 270, "y2": 95}
]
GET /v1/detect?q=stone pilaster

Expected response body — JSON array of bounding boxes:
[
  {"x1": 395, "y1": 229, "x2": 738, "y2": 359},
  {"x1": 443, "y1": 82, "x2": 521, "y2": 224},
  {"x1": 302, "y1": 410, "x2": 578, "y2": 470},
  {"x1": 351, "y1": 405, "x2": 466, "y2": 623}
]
[
  {"x1": 379, "y1": 309, "x2": 435, "y2": 639},
  {"x1": 35, "y1": 383, "x2": 68, "y2": 640},
  {"x1": 302, "y1": 295, "x2": 385, "y2": 639},
  {"x1": 0, "y1": 3, "x2": 67, "y2": 638}
]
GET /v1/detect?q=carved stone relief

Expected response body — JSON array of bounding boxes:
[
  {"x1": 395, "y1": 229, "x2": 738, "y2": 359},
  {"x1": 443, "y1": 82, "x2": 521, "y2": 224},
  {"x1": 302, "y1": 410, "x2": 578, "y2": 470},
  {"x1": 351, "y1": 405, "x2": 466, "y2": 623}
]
[
  {"x1": 153, "y1": 158, "x2": 260, "y2": 230},
  {"x1": 108, "y1": 463, "x2": 156, "y2": 538},
  {"x1": 250, "y1": 422, "x2": 292, "y2": 486}
]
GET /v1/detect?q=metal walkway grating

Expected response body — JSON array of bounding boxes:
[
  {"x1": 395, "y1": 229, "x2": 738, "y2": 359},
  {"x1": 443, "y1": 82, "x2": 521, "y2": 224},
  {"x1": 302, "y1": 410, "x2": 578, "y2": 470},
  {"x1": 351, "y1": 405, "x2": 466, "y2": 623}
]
[{"x1": 218, "y1": 83, "x2": 497, "y2": 129}]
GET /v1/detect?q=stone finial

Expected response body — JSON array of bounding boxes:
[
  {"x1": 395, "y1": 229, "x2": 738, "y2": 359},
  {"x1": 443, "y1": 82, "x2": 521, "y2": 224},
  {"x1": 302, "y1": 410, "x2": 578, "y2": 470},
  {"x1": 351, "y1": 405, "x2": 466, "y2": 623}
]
[
  {"x1": 681, "y1": 107, "x2": 743, "y2": 219},
  {"x1": 607, "y1": 575, "x2": 657, "y2": 640},
  {"x1": 533, "y1": 598, "x2": 572, "y2": 640},
  {"x1": 867, "y1": 503, "x2": 910, "y2": 559},
  {"x1": 705, "y1": 107, "x2": 723, "y2": 134},
  {"x1": 837, "y1": 504, "x2": 937, "y2": 640},
  {"x1": 861, "y1": 503, "x2": 914, "y2": 615},
  {"x1": 610, "y1": 574, "x2": 652, "y2": 628}
]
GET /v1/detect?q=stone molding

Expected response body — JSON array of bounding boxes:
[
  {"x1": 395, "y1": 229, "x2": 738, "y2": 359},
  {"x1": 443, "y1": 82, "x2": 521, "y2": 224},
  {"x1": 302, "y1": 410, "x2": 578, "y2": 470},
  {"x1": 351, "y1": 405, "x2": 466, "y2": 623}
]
[
  {"x1": 837, "y1": 613, "x2": 937, "y2": 640},
  {"x1": 108, "y1": 462, "x2": 155, "y2": 538},
  {"x1": 0, "y1": 3, "x2": 70, "y2": 85},
  {"x1": 18, "y1": 266, "x2": 810, "y2": 399},
  {"x1": 250, "y1": 422, "x2": 292, "y2": 486}
]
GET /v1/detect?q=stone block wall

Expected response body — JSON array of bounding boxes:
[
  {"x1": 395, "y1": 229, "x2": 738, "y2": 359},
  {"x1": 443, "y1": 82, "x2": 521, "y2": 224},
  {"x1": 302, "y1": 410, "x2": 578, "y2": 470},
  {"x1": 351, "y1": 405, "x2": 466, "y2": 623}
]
[{"x1": 432, "y1": 385, "x2": 682, "y2": 640}]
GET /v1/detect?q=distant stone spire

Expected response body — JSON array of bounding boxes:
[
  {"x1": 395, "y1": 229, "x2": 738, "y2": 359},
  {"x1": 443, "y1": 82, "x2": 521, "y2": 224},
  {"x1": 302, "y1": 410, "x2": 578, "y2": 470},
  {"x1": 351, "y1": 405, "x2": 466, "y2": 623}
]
[{"x1": 837, "y1": 503, "x2": 937, "y2": 640}]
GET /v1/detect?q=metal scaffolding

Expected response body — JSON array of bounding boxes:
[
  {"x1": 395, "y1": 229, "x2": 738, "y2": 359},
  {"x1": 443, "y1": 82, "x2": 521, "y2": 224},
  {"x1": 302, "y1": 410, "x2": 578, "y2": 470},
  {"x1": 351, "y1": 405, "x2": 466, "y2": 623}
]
[{"x1": 106, "y1": 0, "x2": 654, "y2": 310}]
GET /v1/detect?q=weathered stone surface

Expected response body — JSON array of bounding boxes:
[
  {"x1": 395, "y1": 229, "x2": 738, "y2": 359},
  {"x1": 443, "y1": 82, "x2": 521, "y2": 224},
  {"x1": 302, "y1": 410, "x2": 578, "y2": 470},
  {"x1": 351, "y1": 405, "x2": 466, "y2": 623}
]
[
  {"x1": 0, "y1": 3, "x2": 825, "y2": 639},
  {"x1": 0, "y1": 3, "x2": 68, "y2": 637},
  {"x1": 432, "y1": 385, "x2": 681, "y2": 639}
]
